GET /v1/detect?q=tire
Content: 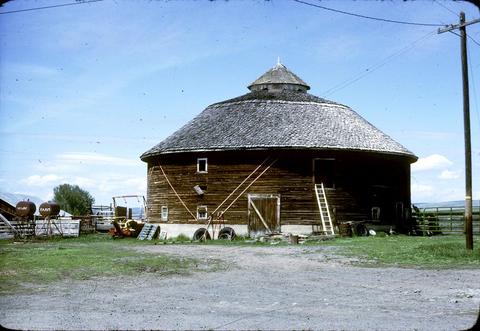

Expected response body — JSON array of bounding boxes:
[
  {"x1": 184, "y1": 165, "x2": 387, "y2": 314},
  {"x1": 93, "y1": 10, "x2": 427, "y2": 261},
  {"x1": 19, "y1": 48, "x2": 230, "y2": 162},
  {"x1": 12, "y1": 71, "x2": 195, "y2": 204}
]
[
  {"x1": 193, "y1": 228, "x2": 211, "y2": 241},
  {"x1": 354, "y1": 223, "x2": 369, "y2": 236},
  {"x1": 218, "y1": 227, "x2": 236, "y2": 240}
]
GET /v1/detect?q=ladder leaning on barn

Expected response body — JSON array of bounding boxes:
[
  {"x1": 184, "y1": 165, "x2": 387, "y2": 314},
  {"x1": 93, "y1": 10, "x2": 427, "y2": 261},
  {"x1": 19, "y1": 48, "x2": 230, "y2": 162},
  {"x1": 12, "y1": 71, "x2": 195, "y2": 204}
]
[{"x1": 314, "y1": 183, "x2": 335, "y2": 235}]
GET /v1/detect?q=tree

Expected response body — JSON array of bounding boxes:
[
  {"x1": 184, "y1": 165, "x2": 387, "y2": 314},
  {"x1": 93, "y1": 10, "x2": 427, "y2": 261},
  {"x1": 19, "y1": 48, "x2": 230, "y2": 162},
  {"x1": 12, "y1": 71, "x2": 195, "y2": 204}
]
[{"x1": 53, "y1": 184, "x2": 94, "y2": 216}]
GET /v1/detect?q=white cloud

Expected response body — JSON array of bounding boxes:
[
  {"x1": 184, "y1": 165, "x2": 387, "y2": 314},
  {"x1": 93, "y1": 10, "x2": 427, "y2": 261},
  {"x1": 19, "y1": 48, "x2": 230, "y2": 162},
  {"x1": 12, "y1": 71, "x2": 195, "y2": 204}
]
[
  {"x1": 125, "y1": 177, "x2": 147, "y2": 192},
  {"x1": 411, "y1": 154, "x2": 453, "y2": 172},
  {"x1": 70, "y1": 176, "x2": 97, "y2": 188},
  {"x1": 96, "y1": 176, "x2": 146, "y2": 194},
  {"x1": 57, "y1": 152, "x2": 141, "y2": 167},
  {"x1": 15, "y1": 150, "x2": 146, "y2": 204},
  {"x1": 17, "y1": 173, "x2": 146, "y2": 205},
  {"x1": 21, "y1": 174, "x2": 63, "y2": 186},
  {"x1": 411, "y1": 183, "x2": 435, "y2": 197},
  {"x1": 438, "y1": 170, "x2": 460, "y2": 180},
  {"x1": 34, "y1": 152, "x2": 141, "y2": 173}
]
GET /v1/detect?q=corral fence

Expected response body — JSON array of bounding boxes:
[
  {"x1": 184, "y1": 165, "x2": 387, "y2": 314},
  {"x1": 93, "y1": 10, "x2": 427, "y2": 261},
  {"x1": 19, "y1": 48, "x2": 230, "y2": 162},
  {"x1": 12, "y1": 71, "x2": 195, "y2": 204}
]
[
  {"x1": 412, "y1": 205, "x2": 480, "y2": 235},
  {"x1": 0, "y1": 216, "x2": 96, "y2": 239}
]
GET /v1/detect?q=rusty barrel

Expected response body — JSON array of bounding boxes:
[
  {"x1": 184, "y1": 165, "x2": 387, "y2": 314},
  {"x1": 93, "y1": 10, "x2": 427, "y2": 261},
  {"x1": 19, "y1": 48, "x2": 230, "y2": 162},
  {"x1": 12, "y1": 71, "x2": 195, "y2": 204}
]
[
  {"x1": 15, "y1": 201, "x2": 36, "y2": 218},
  {"x1": 39, "y1": 201, "x2": 60, "y2": 217}
]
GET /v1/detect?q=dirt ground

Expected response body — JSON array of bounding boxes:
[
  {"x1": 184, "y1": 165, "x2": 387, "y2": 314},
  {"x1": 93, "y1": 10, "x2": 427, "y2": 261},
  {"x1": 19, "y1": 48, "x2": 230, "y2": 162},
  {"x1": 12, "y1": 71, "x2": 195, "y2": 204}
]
[{"x1": 1, "y1": 244, "x2": 479, "y2": 330}]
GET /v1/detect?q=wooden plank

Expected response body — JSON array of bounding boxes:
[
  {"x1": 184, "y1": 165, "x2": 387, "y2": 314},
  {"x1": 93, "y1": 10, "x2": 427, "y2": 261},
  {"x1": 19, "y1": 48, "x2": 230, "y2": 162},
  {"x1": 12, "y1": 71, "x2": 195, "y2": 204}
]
[
  {"x1": 250, "y1": 200, "x2": 271, "y2": 233},
  {"x1": 0, "y1": 213, "x2": 18, "y2": 235},
  {"x1": 35, "y1": 219, "x2": 80, "y2": 237}
]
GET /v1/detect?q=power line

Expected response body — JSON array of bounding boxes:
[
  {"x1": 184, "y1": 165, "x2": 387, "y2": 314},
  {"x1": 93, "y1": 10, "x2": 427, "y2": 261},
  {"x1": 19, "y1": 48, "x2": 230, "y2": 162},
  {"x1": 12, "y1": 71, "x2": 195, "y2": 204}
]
[
  {"x1": 448, "y1": 30, "x2": 480, "y2": 47},
  {"x1": 468, "y1": 35, "x2": 480, "y2": 47},
  {"x1": 293, "y1": 0, "x2": 445, "y2": 27},
  {"x1": 322, "y1": 30, "x2": 437, "y2": 96},
  {"x1": 432, "y1": 1, "x2": 480, "y2": 47},
  {"x1": 0, "y1": 0, "x2": 103, "y2": 15},
  {"x1": 433, "y1": 0, "x2": 458, "y2": 17}
]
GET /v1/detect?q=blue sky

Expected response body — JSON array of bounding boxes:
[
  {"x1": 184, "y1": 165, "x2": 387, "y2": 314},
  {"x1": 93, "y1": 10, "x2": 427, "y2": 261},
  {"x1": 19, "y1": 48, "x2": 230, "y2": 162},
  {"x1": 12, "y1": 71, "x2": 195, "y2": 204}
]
[{"x1": 0, "y1": 0, "x2": 479, "y2": 205}]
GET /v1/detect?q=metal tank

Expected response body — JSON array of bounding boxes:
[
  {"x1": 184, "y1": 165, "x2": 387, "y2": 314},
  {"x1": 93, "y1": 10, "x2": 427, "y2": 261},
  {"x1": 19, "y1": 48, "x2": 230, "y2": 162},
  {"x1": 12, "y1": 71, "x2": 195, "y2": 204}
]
[
  {"x1": 39, "y1": 201, "x2": 60, "y2": 218},
  {"x1": 15, "y1": 201, "x2": 36, "y2": 218}
]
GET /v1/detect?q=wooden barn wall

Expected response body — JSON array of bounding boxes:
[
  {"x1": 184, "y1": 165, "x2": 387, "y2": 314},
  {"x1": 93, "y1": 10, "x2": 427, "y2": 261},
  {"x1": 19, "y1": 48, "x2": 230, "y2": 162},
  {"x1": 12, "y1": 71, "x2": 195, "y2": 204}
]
[
  {"x1": 0, "y1": 199, "x2": 16, "y2": 221},
  {"x1": 145, "y1": 150, "x2": 412, "y2": 227}
]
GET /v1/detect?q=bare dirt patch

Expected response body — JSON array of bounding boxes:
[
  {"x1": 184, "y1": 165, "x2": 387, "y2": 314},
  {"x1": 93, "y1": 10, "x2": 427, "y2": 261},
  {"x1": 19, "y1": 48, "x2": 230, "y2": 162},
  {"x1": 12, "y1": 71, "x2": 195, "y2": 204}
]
[{"x1": 1, "y1": 244, "x2": 479, "y2": 330}]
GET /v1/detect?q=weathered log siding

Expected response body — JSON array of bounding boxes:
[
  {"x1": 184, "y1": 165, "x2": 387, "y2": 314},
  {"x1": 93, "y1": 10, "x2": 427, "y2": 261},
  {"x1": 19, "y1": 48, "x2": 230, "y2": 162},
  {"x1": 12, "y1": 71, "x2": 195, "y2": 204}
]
[{"x1": 145, "y1": 150, "x2": 412, "y2": 228}]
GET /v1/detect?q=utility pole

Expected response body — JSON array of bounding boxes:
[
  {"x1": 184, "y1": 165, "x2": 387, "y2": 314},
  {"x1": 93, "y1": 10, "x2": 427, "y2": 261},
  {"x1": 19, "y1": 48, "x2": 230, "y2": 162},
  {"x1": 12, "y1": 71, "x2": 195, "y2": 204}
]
[{"x1": 438, "y1": 13, "x2": 479, "y2": 250}]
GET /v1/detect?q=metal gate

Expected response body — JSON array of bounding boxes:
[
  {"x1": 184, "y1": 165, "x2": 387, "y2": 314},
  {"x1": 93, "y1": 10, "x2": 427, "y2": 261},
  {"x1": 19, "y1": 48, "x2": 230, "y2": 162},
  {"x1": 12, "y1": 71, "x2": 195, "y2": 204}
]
[{"x1": 247, "y1": 194, "x2": 280, "y2": 237}]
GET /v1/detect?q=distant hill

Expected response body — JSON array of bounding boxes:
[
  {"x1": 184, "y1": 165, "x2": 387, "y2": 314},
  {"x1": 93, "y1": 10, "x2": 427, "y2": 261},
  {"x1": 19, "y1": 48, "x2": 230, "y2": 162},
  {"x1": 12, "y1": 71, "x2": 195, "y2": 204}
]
[
  {"x1": 414, "y1": 200, "x2": 480, "y2": 209},
  {"x1": 0, "y1": 191, "x2": 71, "y2": 217},
  {"x1": 0, "y1": 191, "x2": 43, "y2": 207}
]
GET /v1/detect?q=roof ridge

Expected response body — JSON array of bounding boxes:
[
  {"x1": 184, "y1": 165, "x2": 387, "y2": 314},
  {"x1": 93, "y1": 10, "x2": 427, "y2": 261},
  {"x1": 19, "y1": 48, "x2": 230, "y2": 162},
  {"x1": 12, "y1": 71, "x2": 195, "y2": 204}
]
[
  {"x1": 210, "y1": 98, "x2": 350, "y2": 109},
  {"x1": 210, "y1": 91, "x2": 341, "y2": 106}
]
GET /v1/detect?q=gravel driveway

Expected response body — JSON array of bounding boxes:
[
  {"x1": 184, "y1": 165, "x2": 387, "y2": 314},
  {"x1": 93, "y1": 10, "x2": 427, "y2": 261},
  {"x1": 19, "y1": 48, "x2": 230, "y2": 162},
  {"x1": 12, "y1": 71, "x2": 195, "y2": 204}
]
[{"x1": 1, "y1": 244, "x2": 479, "y2": 330}]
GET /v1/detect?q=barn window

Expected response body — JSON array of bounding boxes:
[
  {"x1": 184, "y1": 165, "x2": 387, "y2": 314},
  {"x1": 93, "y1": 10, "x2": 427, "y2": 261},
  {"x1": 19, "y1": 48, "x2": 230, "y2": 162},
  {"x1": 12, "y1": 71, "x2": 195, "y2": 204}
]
[
  {"x1": 197, "y1": 205, "x2": 208, "y2": 220},
  {"x1": 197, "y1": 158, "x2": 208, "y2": 173},
  {"x1": 161, "y1": 206, "x2": 168, "y2": 221}
]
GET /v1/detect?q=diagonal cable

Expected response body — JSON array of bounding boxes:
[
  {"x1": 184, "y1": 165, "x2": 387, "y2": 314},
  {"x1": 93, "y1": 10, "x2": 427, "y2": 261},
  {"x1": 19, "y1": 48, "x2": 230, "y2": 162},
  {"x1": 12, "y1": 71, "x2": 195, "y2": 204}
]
[{"x1": 293, "y1": 0, "x2": 444, "y2": 27}]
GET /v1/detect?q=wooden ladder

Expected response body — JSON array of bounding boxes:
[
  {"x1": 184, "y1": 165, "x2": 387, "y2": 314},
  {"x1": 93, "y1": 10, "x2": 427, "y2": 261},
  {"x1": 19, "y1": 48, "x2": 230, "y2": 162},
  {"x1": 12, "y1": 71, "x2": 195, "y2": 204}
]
[{"x1": 314, "y1": 183, "x2": 335, "y2": 235}]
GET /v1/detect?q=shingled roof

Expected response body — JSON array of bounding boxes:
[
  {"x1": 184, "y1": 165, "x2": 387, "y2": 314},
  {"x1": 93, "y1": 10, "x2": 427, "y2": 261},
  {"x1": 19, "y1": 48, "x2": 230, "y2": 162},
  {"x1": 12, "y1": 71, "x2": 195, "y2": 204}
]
[
  {"x1": 141, "y1": 64, "x2": 416, "y2": 162},
  {"x1": 248, "y1": 63, "x2": 310, "y2": 91}
]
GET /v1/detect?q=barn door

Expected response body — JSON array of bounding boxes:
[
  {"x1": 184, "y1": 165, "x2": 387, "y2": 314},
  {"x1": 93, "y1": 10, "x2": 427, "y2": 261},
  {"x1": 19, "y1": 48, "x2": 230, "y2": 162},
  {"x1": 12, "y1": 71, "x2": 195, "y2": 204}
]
[{"x1": 248, "y1": 194, "x2": 280, "y2": 237}]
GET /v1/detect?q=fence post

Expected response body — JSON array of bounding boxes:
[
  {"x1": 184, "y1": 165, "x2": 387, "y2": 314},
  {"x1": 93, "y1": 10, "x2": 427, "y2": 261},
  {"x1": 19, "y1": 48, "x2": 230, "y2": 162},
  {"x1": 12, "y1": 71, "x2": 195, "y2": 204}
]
[{"x1": 450, "y1": 207, "x2": 453, "y2": 231}]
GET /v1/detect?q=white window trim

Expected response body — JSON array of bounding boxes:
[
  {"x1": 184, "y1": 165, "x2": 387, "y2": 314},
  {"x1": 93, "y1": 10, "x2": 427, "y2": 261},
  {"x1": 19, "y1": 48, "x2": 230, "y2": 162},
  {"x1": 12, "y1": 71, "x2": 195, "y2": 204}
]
[
  {"x1": 197, "y1": 205, "x2": 208, "y2": 220},
  {"x1": 197, "y1": 158, "x2": 208, "y2": 173},
  {"x1": 161, "y1": 206, "x2": 168, "y2": 221}
]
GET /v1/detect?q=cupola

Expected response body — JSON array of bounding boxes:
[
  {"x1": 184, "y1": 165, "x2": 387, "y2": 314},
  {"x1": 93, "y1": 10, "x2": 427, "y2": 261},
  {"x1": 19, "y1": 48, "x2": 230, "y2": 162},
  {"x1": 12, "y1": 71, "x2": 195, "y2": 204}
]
[{"x1": 247, "y1": 61, "x2": 310, "y2": 93}]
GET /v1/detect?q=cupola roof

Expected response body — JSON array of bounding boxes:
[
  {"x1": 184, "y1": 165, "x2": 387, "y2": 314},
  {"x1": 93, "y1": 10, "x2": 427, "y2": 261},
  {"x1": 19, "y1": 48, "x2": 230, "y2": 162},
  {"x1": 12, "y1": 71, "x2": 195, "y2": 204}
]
[{"x1": 248, "y1": 62, "x2": 310, "y2": 92}]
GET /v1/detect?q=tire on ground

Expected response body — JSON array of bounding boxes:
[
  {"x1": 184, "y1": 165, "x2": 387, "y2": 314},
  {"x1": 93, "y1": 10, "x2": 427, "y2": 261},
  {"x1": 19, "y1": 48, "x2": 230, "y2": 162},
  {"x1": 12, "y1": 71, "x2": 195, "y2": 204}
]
[
  {"x1": 193, "y1": 228, "x2": 211, "y2": 241},
  {"x1": 218, "y1": 227, "x2": 236, "y2": 240},
  {"x1": 354, "y1": 223, "x2": 369, "y2": 236}
]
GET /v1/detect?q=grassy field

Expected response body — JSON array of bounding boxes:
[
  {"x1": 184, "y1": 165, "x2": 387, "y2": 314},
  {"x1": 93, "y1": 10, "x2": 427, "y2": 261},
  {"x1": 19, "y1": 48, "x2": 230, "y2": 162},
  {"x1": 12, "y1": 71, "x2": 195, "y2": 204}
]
[
  {"x1": 0, "y1": 234, "x2": 217, "y2": 294},
  {"x1": 320, "y1": 235, "x2": 480, "y2": 268},
  {"x1": 1, "y1": 234, "x2": 478, "y2": 294}
]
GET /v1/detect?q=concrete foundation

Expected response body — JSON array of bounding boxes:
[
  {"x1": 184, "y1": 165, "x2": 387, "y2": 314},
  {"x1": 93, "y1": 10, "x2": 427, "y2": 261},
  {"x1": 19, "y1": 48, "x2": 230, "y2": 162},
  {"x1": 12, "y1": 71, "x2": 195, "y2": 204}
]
[{"x1": 153, "y1": 223, "x2": 318, "y2": 239}]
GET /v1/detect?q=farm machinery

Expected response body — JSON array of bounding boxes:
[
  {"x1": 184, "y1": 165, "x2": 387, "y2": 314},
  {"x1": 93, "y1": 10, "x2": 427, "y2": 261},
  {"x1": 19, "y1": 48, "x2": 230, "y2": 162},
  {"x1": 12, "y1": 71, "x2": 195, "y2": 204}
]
[{"x1": 93, "y1": 195, "x2": 147, "y2": 238}]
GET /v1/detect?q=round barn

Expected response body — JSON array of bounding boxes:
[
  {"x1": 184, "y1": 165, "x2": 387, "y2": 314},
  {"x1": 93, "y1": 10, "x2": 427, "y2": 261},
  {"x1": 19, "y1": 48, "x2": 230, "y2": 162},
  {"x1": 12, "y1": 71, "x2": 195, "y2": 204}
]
[{"x1": 140, "y1": 63, "x2": 417, "y2": 238}]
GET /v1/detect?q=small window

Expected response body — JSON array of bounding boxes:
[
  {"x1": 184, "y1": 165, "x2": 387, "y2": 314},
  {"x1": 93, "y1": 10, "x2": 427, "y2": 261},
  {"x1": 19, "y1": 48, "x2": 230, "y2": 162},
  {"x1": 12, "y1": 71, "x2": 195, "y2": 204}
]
[
  {"x1": 197, "y1": 205, "x2": 208, "y2": 220},
  {"x1": 161, "y1": 206, "x2": 168, "y2": 221},
  {"x1": 197, "y1": 158, "x2": 208, "y2": 173}
]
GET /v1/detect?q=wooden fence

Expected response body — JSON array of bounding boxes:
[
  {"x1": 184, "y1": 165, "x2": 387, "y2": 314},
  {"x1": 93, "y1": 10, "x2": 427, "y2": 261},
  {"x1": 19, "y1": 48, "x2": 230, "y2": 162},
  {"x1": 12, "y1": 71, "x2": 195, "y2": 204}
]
[
  {"x1": 413, "y1": 206, "x2": 480, "y2": 235},
  {"x1": 0, "y1": 216, "x2": 95, "y2": 238}
]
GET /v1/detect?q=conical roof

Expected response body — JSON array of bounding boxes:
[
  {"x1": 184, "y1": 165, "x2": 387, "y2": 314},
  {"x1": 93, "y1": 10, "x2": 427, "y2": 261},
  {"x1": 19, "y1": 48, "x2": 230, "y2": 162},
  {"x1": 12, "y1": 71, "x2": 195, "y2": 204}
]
[
  {"x1": 141, "y1": 65, "x2": 416, "y2": 162},
  {"x1": 248, "y1": 63, "x2": 310, "y2": 92}
]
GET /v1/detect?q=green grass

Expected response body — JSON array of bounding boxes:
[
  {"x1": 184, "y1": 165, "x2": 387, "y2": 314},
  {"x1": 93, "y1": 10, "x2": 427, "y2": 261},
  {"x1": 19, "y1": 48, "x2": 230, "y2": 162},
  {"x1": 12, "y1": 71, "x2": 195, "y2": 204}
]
[
  {"x1": 320, "y1": 235, "x2": 480, "y2": 268},
  {"x1": 1, "y1": 234, "x2": 478, "y2": 295},
  {"x1": 0, "y1": 234, "x2": 216, "y2": 294},
  {"x1": 157, "y1": 234, "x2": 281, "y2": 246}
]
